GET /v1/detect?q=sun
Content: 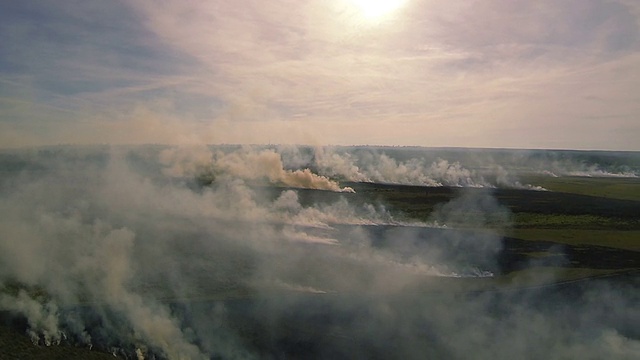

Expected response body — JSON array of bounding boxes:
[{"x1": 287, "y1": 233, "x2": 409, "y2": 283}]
[{"x1": 346, "y1": 0, "x2": 408, "y2": 21}]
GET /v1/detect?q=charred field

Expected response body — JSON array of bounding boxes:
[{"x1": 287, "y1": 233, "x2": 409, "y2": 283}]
[{"x1": 0, "y1": 145, "x2": 639, "y2": 359}]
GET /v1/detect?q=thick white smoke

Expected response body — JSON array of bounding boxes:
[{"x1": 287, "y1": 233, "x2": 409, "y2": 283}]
[
  {"x1": 313, "y1": 147, "x2": 546, "y2": 189},
  {"x1": 0, "y1": 145, "x2": 637, "y2": 359},
  {"x1": 160, "y1": 146, "x2": 354, "y2": 192},
  {"x1": 0, "y1": 146, "x2": 445, "y2": 357}
]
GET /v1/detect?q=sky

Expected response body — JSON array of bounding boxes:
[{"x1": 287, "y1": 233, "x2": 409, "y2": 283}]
[{"x1": 1, "y1": 0, "x2": 639, "y2": 150}]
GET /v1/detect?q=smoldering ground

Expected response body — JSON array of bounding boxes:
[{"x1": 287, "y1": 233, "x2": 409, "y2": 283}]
[{"x1": 0, "y1": 146, "x2": 638, "y2": 359}]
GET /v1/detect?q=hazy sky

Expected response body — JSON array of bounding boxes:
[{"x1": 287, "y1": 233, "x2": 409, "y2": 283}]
[{"x1": 1, "y1": 0, "x2": 639, "y2": 150}]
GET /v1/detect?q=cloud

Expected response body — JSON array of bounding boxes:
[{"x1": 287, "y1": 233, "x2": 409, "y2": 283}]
[{"x1": 0, "y1": 0, "x2": 639, "y2": 149}]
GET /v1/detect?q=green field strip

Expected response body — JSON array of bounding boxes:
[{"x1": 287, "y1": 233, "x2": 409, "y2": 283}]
[
  {"x1": 510, "y1": 229, "x2": 640, "y2": 251},
  {"x1": 523, "y1": 175, "x2": 640, "y2": 201}
]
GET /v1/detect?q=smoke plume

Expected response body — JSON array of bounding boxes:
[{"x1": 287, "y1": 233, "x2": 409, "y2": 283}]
[{"x1": 0, "y1": 145, "x2": 637, "y2": 359}]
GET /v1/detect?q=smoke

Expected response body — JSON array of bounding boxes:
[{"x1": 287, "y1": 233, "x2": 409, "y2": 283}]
[
  {"x1": 0, "y1": 291, "x2": 61, "y2": 346},
  {"x1": 0, "y1": 176, "x2": 208, "y2": 358},
  {"x1": 502, "y1": 149, "x2": 640, "y2": 178},
  {"x1": 159, "y1": 146, "x2": 354, "y2": 192},
  {"x1": 0, "y1": 145, "x2": 423, "y2": 357},
  {"x1": 312, "y1": 146, "x2": 640, "y2": 188},
  {"x1": 313, "y1": 147, "x2": 547, "y2": 189},
  {"x1": 0, "y1": 145, "x2": 638, "y2": 359},
  {"x1": 544, "y1": 159, "x2": 639, "y2": 178},
  {"x1": 314, "y1": 147, "x2": 487, "y2": 186},
  {"x1": 549, "y1": 168, "x2": 639, "y2": 178}
]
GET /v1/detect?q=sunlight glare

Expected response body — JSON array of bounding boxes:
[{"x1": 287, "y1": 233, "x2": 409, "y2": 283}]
[{"x1": 347, "y1": 0, "x2": 408, "y2": 20}]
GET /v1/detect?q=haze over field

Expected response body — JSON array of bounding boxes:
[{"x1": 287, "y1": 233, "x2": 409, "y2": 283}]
[{"x1": 1, "y1": 0, "x2": 639, "y2": 149}]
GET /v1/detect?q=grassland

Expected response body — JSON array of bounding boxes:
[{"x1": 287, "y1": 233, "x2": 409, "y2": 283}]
[
  {"x1": 509, "y1": 229, "x2": 640, "y2": 251},
  {"x1": 341, "y1": 177, "x2": 639, "y2": 226},
  {"x1": 292, "y1": 177, "x2": 639, "y2": 286},
  {"x1": 521, "y1": 175, "x2": 640, "y2": 201}
]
